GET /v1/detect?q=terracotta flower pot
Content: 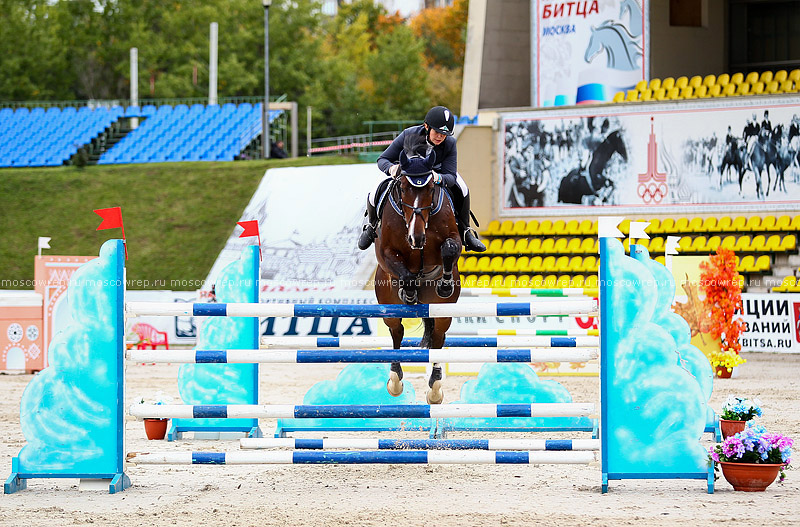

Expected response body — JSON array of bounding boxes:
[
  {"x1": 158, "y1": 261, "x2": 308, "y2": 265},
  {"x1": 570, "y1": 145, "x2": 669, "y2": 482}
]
[
  {"x1": 719, "y1": 462, "x2": 783, "y2": 491},
  {"x1": 719, "y1": 419, "x2": 747, "y2": 439},
  {"x1": 715, "y1": 366, "x2": 733, "y2": 378},
  {"x1": 144, "y1": 418, "x2": 168, "y2": 440}
]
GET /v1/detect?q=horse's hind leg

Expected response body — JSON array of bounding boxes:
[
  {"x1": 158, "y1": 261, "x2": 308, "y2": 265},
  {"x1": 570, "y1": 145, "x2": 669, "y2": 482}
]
[
  {"x1": 384, "y1": 317, "x2": 405, "y2": 397},
  {"x1": 424, "y1": 317, "x2": 452, "y2": 405}
]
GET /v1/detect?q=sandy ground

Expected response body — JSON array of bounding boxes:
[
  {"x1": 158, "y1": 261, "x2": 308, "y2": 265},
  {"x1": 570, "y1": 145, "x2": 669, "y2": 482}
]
[{"x1": 1, "y1": 352, "x2": 799, "y2": 527}]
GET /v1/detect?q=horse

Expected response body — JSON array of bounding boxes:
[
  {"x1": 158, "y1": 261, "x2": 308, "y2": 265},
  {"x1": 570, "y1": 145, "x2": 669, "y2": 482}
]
[
  {"x1": 719, "y1": 140, "x2": 746, "y2": 190},
  {"x1": 508, "y1": 151, "x2": 549, "y2": 208},
  {"x1": 373, "y1": 150, "x2": 462, "y2": 404},
  {"x1": 584, "y1": 20, "x2": 642, "y2": 71},
  {"x1": 747, "y1": 140, "x2": 772, "y2": 199},
  {"x1": 558, "y1": 130, "x2": 627, "y2": 204}
]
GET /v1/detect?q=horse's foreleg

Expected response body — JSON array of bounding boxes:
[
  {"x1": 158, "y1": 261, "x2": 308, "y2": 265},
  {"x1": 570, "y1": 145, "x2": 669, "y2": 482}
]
[
  {"x1": 426, "y1": 317, "x2": 452, "y2": 405},
  {"x1": 382, "y1": 251, "x2": 419, "y2": 305},
  {"x1": 436, "y1": 237, "x2": 461, "y2": 299},
  {"x1": 384, "y1": 317, "x2": 405, "y2": 397}
]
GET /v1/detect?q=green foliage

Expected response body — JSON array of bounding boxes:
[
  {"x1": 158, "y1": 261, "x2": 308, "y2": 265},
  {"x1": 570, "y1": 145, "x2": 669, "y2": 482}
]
[{"x1": 0, "y1": 157, "x2": 358, "y2": 289}]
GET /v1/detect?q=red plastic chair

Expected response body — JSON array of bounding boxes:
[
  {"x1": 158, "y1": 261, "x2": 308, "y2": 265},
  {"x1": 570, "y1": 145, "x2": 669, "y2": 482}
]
[{"x1": 131, "y1": 323, "x2": 169, "y2": 350}]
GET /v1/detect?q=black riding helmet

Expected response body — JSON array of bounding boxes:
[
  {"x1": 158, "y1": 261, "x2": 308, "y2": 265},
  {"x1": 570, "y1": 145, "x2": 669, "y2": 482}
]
[{"x1": 424, "y1": 106, "x2": 455, "y2": 136}]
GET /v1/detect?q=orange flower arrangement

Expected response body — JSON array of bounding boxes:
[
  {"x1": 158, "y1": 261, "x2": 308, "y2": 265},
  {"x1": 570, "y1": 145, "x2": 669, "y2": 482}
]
[{"x1": 699, "y1": 248, "x2": 745, "y2": 353}]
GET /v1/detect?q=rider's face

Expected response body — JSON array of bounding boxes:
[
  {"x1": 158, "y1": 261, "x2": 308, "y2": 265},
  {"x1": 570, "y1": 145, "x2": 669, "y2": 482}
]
[{"x1": 427, "y1": 126, "x2": 447, "y2": 145}]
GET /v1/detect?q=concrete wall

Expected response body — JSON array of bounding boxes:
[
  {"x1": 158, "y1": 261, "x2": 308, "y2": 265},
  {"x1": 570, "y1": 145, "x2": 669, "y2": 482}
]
[
  {"x1": 456, "y1": 126, "x2": 495, "y2": 226},
  {"x1": 648, "y1": 0, "x2": 727, "y2": 79}
]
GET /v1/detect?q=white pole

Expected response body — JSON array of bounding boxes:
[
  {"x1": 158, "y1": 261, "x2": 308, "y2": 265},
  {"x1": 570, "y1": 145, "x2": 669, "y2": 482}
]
[
  {"x1": 306, "y1": 105, "x2": 312, "y2": 156},
  {"x1": 209, "y1": 22, "x2": 218, "y2": 106},
  {"x1": 130, "y1": 47, "x2": 139, "y2": 128}
]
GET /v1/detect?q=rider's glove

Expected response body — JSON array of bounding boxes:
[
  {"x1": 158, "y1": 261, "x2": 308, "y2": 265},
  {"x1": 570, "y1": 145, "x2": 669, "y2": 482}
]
[
  {"x1": 388, "y1": 164, "x2": 401, "y2": 178},
  {"x1": 432, "y1": 171, "x2": 442, "y2": 185}
]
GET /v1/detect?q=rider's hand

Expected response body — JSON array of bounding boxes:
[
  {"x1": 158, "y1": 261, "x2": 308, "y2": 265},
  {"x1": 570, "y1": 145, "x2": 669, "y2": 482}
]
[
  {"x1": 388, "y1": 164, "x2": 400, "y2": 177},
  {"x1": 432, "y1": 171, "x2": 442, "y2": 185}
]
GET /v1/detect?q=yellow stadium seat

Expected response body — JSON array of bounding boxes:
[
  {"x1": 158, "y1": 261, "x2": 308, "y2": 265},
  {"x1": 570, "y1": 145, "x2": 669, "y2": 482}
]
[
  {"x1": 751, "y1": 81, "x2": 765, "y2": 95},
  {"x1": 703, "y1": 74, "x2": 716, "y2": 88},
  {"x1": 649, "y1": 78, "x2": 662, "y2": 91},
  {"x1": 659, "y1": 218, "x2": 675, "y2": 233},
  {"x1": 462, "y1": 274, "x2": 478, "y2": 287},
  {"x1": 622, "y1": 238, "x2": 631, "y2": 252},
  {"x1": 543, "y1": 275, "x2": 558, "y2": 287},
  {"x1": 640, "y1": 88, "x2": 654, "y2": 101},
  {"x1": 487, "y1": 239, "x2": 503, "y2": 254},
  {"x1": 527, "y1": 256, "x2": 543, "y2": 273},
  {"x1": 681, "y1": 86, "x2": 695, "y2": 99},
  {"x1": 583, "y1": 220, "x2": 598, "y2": 235},
  {"x1": 516, "y1": 275, "x2": 531, "y2": 287},
  {"x1": 734, "y1": 235, "x2": 752, "y2": 252},
  {"x1": 774, "y1": 70, "x2": 788, "y2": 84},
  {"x1": 716, "y1": 73, "x2": 730, "y2": 87},
  {"x1": 772, "y1": 276, "x2": 796, "y2": 292},
  {"x1": 706, "y1": 235, "x2": 721, "y2": 252},
  {"x1": 731, "y1": 216, "x2": 747, "y2": 231},
  {"x1": 502, "y1": 256, "x2": 517, "y2": 272},
  {"x1": 750, "y1": 235, "x2": 766, "y2": 252},
  {"x1": 648, "y1": 237, "x2": 664, "y2": 253},
  {"x1": 541, "y1": 256, "x2": 557, "y2": 273},
  {"x1": 773, "y1": 215, "x2": 791, "y2": 231},
  {"x1": 722, "y1": 84, "x2": 736, "y2": 97},
  {"x1": 675, "y1": 217, "x2": 691, "y2": 232},
  {"x1": 738, "y1": 255, "x2": 755, "y2": 272},
  {"x1": 717, "y1": 216, "x2": 733, "y2": 231},
  {"x1": 555, "y1": 256, "x2": 570, "y2": 272},
  {"x1": 580, "y1": 237, "x2": 596, "y2": 254},
  {"x1": 482, "y1": 220, "x2": 501, "y2": 236},
  {"x1": 540, "y1": 238, "x2": 556, "y2": 254},
  {"x1": 781, "y1": 80, "x2": 797, "y2": 94},
  {"x1": 500, "y1": 238, "x2": 516, "y2": 254},
  {"x1": 764, "y1": 235, "x2": 781, "y2": 251},
  {"x1": 502, "y1": 275, "x2": 518, "y2": 288},
  {"x1": 512, "y1": 220, "x2": 528, "y2": 235},
  {"x1": 708, "y1": 84, "x2": 722, "y2": 97},
  {"x1": 476, "y1": 256, "x2": 492, "y2": 272},
  {"x1": 538, "y1": 220, "x2": 554, "y2": 236},
  {"x1": 526, "y1": 238, "x2": 542, "y2": 254},
  {"x1": 585, "y1": 275, "x2": 598, "y2": 288},
  {"x1": 662, "y1": 77, "x2": 675, "y2": 90},
  {"x1": 791, "y1": 215, "x2": 800, "y2": 230},
  {"x1": 720, "y1": 236, "x2": 736, "y2": 250},
  {"x1": 760, "y1": 215, "x2": 777, "y2": 231},
  {"x1": 489, "y1": 275, "x2": 504, "y2": 287},
  {"x1": 701, "y1": 217, "x2": 717, "y2": 232},
  {"x1": 731, "y1": 72, "x2": 744, "y2": 85},
  {"x1": 655, "y1": 256, "x2": 666, "y2": 265},
  {"x1": 525, "y1": 220, "x2": 540, "y2": 235},
  {"x1": 553, "y1": 238, "x2": 569, "y2": 253},
  {"x1": 678, "y1": 236, "x2": 693, "y2": 252},
  {"x1": 790, "y1": 69, "x2": 800, "y2": 83},
  {"x1": 667, "y1": 87, "x2": 681, "y2": 99},
  {"x1": 781, "y1": 234, "x2": 797, "y2": 251},
  {"x1": 755, "y1": 254, "x2": 771, "y2": 272},
  {"x1": 675, "y1": 76, "x2": 689, "y2": 89},
  {"x1": 565, "y1": 220, "x2": 581, "y2": 235},
  {"x1": 689, "y1": 75, "x2": 702, "y2": 89},
  {"x1": 513, "y1": 239, "x2": 529, "y2": 254},
  {"x1": 618, "y1": 219, "x2": 631, "y2": 235},
  {"x1": 567, "y1": 256, "x2": 583, "y2": 272},
  {"x1": 475, "y1": 274, "x2": 491, "y2": 287},
  {"x1": 765, "y1": 81, "x2": 781, "y2": 94},
  {"x1": 744, "y1": 216, "x2": 761, "y2": 231},
  {"x1": 489, "y1": 256, "x2": 504, "y2": 272},
  {"x1": 461, "y1": 256, "x2": 478, "y2": 273},
  {"x1": 653, "y1": 88, "x2": 667, "y2": 101},
  {"x1": 695, "y1": 85, "x2": 708, "y2": 98},
  {"x1": 582, "y1": 256, "x2": 598, "y2": 273},
  {"x1": 759, "y1": 70, "x2": 773, "y2": 84},
  {"x1": 647, "y1": 218, "x2": 662, "y2": 233},
  {"x1": 571, "y1": 275, "x2": 585, "y2": 288},
  {"x1": 498, "y1": 220, "x2": 514, "y2": 235},
  {"x1": 734, "y1": 82, "x2": 750, "y2": 96},
  {"x1": 514, "y1": 256, "x2": 530, "y2": 273},
  {"x1": 566, "y1": 238, "x2": 582, "y2": 254},
  {"x1": 556, "y1": 275, "x2": 571, "y2": 288},
  {"x1": 529, "y1": 274, "x2": 545, "y2": 288},
  {"x1": 690, "y1": 236, "x2": 707, "y2": 253},
  {"x1": 551, "y1": 220, "x2": 567, "y2": 235},
  {"x1": 626, "y1": 89, "x2": 639, "y2": 102},
  {"x1": 612, "y1": 91, "x2": 625, "y2": 103},
  {"x1": 745, "y1": 71, "x2": 759, "y2": 85}
]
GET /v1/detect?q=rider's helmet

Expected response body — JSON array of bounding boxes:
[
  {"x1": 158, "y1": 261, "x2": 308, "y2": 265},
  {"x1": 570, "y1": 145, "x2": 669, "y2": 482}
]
[{"x1": 424, "y1": 106, "x2": 455, "y2": 136}]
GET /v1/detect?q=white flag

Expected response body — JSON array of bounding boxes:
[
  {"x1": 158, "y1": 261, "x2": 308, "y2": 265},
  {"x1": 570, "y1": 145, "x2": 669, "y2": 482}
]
[{"x1": 38, "y1": 237, "x2": 51, "y2": 250}]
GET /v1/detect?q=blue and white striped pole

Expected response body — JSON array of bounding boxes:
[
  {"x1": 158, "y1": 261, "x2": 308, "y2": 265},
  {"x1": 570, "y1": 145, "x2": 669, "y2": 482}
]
[
  {"x1": 259, "y1": 336, "x2": 600, "y2": 348},
  {"x1": 126, "y1": 450, "x2": 597, "y2": 465},
  {"x1": 125, "y1": 300, "x2": 598, "y2": 318},
  {"x1": 129, "y1": 403, "x2": 596, "y2": 420},
  {"x1": 126, "y1": 348, "x2": 599, "y2": 364},
  {"x1": 239, "y1": 437, "x2": 601, "y2": 451}
]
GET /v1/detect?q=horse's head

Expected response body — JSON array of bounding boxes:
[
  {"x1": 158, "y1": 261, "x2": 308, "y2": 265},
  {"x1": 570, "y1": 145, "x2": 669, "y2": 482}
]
[
  {"x1": 607, "y1": 130, "x2": 628, "y2": 162},
  {"x1": 584, "y1": 26, "x2": 603, "y2": 63},
  {"x1": 398, "y1": 150, "x2": 437, "y2": 250}
]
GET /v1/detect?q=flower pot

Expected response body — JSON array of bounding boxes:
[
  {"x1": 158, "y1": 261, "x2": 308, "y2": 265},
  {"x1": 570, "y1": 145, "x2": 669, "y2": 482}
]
[
  {"x1": 719, "y1": 419, "x2": 747, "y2": 439},
  {"x1": 719, "y1": 462, "x2": 783, "y2": 491},
  {"x1": 715, "y1": 366, "x2": 733, "y2": 378},
  {"x1": 143, "y1": 418, "x2": 168, "y2": 440}
]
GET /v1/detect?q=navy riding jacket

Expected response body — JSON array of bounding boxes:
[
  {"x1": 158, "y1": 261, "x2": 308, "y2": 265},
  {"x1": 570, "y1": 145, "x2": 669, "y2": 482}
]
[{"x1": 377, "y1": 125, "x2": 458, "y2": 188}]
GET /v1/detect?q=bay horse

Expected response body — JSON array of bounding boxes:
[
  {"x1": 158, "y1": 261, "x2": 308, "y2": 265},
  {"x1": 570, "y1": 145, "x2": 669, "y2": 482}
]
[
  {"x1": 558, "y1": 130, "x2": 627, "y2": 204},
  {"x1": 374, "y1": 150, "x2": 462, "y2": 404}
]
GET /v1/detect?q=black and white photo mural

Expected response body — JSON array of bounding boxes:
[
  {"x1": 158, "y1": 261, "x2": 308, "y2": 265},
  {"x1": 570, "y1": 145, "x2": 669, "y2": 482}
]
[{"x1": 500, "y1": 99, "x2": 800, "y2": 215}]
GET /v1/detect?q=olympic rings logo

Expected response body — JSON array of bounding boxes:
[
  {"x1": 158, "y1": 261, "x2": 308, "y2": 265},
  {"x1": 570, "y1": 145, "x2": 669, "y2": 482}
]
[{"x1": 638, "y1": 182, "x2": 667, "y2": 203}]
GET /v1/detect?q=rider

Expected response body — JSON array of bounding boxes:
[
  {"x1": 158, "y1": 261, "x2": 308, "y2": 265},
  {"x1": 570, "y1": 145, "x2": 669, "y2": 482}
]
[
  {"x1": 357, "y1": 105, "x2": 486, "y2": 253},
  {"x1": 759, "y1": 110, "x2": 773, "y2": 143}
]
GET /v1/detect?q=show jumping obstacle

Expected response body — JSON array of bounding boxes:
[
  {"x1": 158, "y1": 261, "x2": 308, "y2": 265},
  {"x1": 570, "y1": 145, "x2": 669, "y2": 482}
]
[{"x1": 5, "y1": 218, "x2": 716, "y2": 495}]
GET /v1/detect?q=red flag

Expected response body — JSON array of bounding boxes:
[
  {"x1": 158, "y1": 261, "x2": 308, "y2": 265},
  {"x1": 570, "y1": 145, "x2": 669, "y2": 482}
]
[
  {"x1": 95, "y1": 207, "x2": 123, "y2": 230},
  {"x1": 237, "y1": 220, "x2": 260, "y2": 238},
  {"x1": 237, "y1": 220, "x2": 262, "y2": 260},
  {"x1": 94, "y1": 207, "x2": 127, "y2": 259}
]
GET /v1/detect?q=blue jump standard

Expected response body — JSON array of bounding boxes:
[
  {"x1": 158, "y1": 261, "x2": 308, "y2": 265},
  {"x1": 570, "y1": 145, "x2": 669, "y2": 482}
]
[
  {"x1": 191, "y1": 349, "x2": 551, "y2": 363},
  {"x1": 192, "y1": 303, "x2": 539, "y2": 318}
]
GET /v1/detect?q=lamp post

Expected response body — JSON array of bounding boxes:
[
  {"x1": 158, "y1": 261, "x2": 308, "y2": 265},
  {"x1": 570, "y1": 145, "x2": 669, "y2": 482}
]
[{"x1": 262, "y1": 0, "x2": 271, "y2": 159}]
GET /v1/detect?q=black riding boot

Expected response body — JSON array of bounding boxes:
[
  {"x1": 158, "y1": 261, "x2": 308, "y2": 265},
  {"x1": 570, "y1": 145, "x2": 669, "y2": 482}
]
[
  {"x1": 357, "y1": 199, "x2": 379, "y2": 250},
  {"x1": 457, "y1": 194, "x2": 486, "y2": 253}
]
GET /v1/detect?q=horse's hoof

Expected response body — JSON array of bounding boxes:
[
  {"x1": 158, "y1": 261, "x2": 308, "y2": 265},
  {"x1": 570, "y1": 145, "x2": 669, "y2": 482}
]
[
  {"x1": 387, "y1": 373, "x2": 404, "y2": 397},
  {"x1": 436, "y1": 281, "x2": 454, "y2": 298},
  {"x1": 426, "y1": 382, "x2": 444, "y2": 405}
]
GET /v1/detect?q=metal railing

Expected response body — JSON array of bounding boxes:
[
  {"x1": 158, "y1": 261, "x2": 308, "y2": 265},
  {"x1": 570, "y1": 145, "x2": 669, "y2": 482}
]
[
  {"x1": 307, "y1": 130, "x2": 399, "y2": 156},
  {"x1": 0, "y1": 94, "x2": 287, "y2": 111}
]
